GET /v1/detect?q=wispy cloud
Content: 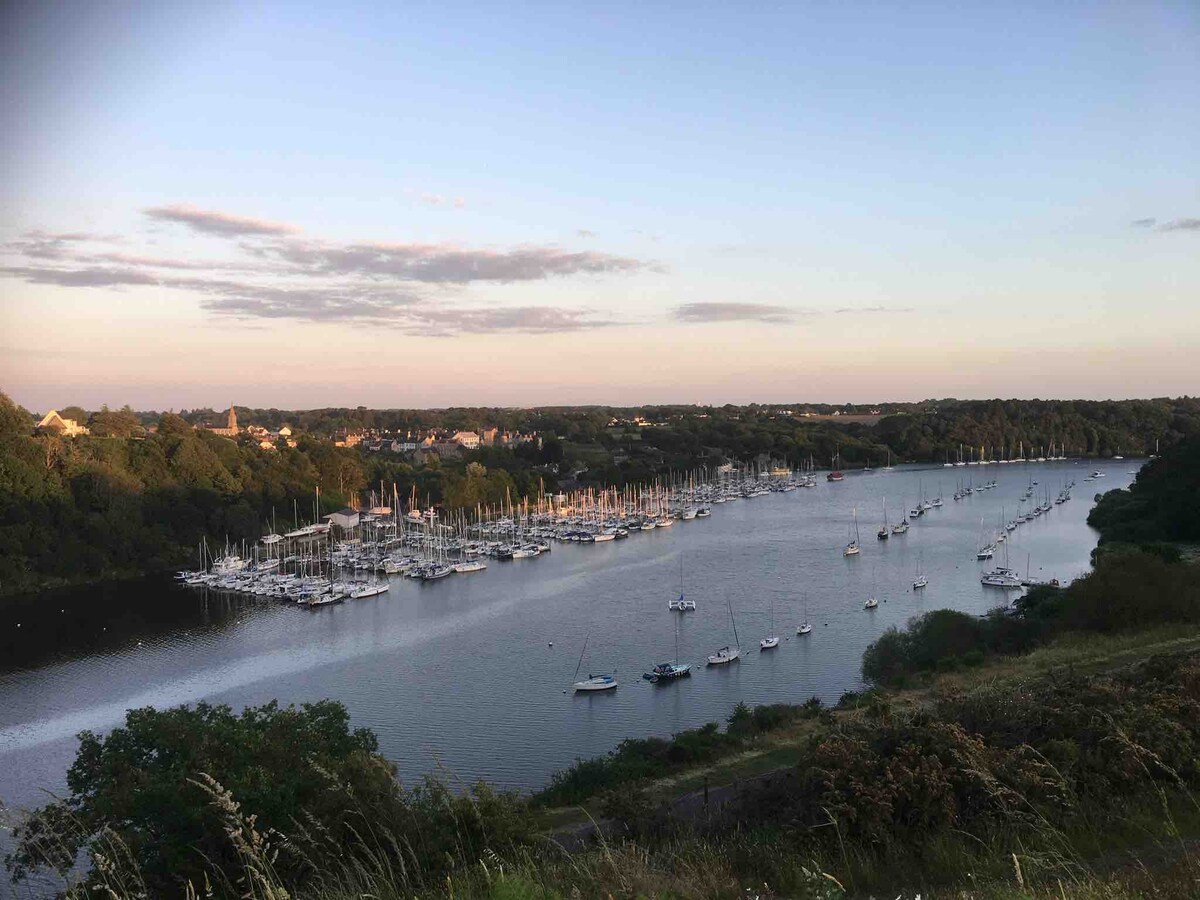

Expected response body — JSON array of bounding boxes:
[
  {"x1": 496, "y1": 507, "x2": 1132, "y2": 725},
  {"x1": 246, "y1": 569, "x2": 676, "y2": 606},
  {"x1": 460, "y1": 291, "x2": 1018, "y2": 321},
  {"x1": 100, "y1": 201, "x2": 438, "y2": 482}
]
[
  {"x1": 576, "y1": 229, "x2": 597, "y2": 238},
  {"x1": 1131, "y1": 218, "x2": 1157, "y2": 228},
  {"x1": 0, "y1": 265, "x2": 159, "y2": 287},
  {"x1": 833, "y1": 305, "x2": 915, "y2": 314},
  {"x1": 406, "y1": 306, "x2": 618, "y2": 335},
  {"x1": 3, "y1": 204, "x2": 650, "y2": 333},
  {"x1": 143, "y1": 203, "x2": 299, "y2": 237},
  {"x1": 1, "y1": 263, "x2": 620, "y2": 333},
  {"x1": 672, "y1": 302, "x2": 793, "y2": 323},
  {"x1": 256, "y1": 239, "x2": 646, "y2": 284},
  {"x1": 415, "y1": 192, "x2": 467, "y2": 209},
  {"x1": 1159, "y1": 218, "x2": 1200, "y2": 232},
  {"x1": 5, "y1": 231, "x2": 120, "y2": 260}
]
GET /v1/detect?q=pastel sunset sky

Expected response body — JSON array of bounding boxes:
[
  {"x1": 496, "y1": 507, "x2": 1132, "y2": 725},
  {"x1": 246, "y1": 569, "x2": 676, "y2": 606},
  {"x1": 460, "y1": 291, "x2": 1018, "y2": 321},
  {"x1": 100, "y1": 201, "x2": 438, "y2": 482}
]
[{"x1": 2, "y1": 1, "x2": 1197, "y2": 411}]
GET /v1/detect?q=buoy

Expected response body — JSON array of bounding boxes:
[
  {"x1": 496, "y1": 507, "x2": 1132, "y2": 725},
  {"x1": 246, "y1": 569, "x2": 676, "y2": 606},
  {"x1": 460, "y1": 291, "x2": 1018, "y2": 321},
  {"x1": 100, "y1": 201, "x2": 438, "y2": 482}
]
[{"x1": 548, "y1": 641, "x2": 553, "y2": 647}]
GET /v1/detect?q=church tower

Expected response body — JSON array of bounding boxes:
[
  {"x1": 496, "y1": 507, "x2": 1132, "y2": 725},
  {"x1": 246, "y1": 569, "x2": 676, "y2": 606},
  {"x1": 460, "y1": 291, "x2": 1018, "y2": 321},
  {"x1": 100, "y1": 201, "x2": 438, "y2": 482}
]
[{"x1": 227, "y1": 404, "x2": 238, "y2": 432}]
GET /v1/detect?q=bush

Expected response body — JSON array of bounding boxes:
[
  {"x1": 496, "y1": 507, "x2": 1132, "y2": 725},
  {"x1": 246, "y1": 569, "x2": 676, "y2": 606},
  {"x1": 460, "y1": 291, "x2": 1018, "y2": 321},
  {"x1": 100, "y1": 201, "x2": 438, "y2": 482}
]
[{"x1": 7, "y1": 700, "x2": 536, "y2": 898}]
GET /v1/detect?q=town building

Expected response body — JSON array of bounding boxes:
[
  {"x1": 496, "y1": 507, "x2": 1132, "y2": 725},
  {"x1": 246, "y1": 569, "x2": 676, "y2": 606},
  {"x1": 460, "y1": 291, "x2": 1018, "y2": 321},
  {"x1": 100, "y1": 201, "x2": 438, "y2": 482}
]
[{"x1": 208, "y1": 404, "x2": 240, "y2": 438}]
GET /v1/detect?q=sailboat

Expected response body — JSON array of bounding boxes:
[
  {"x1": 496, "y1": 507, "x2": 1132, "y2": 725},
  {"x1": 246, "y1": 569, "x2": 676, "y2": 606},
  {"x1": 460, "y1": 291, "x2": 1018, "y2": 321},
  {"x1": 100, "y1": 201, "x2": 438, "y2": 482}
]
[
  {"x1": 572, "y1": 637, "x2": 618, "y2": 692},
  {"x1": 913, "y1": 553, "x2": 928, "y2": 589},
  {"x1": 645, "y1": 605, "x2": 693, "y2": 682},
  {"x1": 708, "y1": 593, "x2": 742, "y2": 664},
  {"x1": 667, "y1": 555, "x2": 697, "y2": 610},
  {"x1": 883, "y1": 449, "x2": 894, "y2": 471},
  {"x1": 864, "y1": 567, "x2": 878, "y2": 609},
  {"x1": 760, "y1": 596, "x2": 779, "y2": 650},
  {"x1": 877, "y1": 498, "x2": 890, "y2": 540},
  {"x1": 827, "y1": 448, "x2": 844, "y2": 482},
  {"x1": 975, "y1": 517, "x2": 996, "y2": 560},
  {"x1": 797, "y1": 598, "x2": 812, "y2": 635},
  {"x1": 844, "y1": 507, "x2": 861, "y2": 556}
]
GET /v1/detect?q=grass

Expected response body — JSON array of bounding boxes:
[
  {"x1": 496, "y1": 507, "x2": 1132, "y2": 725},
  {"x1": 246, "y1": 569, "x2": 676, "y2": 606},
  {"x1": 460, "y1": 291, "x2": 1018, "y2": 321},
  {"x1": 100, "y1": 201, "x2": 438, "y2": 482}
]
[{"x1": 539, "y1": 624, "x2": 1200, "y2": 834}]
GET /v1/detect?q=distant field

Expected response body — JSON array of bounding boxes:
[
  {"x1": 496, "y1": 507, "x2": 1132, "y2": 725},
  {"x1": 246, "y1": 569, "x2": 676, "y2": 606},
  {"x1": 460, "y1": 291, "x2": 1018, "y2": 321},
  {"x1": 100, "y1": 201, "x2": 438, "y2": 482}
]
[{"x1": 797, "y1": 413, "x2": 883, "y2": 425}]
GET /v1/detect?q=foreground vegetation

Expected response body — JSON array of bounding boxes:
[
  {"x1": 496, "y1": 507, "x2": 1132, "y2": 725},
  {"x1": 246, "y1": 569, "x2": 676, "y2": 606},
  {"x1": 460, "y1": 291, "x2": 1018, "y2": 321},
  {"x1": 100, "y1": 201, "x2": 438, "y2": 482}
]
[{"x1": 8, "y1": 628, "x2": 1200, "y2": 899}]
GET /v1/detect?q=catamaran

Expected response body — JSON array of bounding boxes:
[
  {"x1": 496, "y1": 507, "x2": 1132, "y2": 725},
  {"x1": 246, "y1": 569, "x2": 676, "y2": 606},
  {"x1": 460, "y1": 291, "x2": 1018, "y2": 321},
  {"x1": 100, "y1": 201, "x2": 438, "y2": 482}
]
[{"x1": 668, "y1": 555, "x2": 697, "y2": 610}]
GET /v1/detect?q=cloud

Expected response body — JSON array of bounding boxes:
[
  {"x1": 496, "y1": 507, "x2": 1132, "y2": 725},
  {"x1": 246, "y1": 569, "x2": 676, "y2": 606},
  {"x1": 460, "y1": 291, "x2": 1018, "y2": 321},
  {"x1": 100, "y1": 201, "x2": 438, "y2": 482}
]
[
  {"x1": 410, "y1": 191, "x2": 466, "y2": 209},
  {"x1": 91, "y1": 252, "x2": 223, "y2": 270},
  {"x1": 1131, "y1": 218, "x2": 1157, "y2": 228},
  {"x1": 833, "y1": 306, "x2": 915, "y2": 314},
  {"x1": 183, "y1": 280, "x2": 423, "y2": 323},
  {"x1": 1159, "y1": 218, "x2": 1200, "y2": 232},
  {"x1": 672, "y1": 302, "x2": 793, "y2": 323},
  {"x1": 0, "y1": 264, "x2": 619, "y2": 333},
  {"x1": 0, "y1": 265, "x2": 160, "y2": 287},
  {"x1": 408, "y1": 305, "x2": 618, "y2": 335},
  {"x1": 4, "y1": 231, "x2": 119, "y2": 260},
  {"x1": 5, "y1": 205, "x2": 650, "y2": 333},
  {"x1": 576, "y1": 229, "x2": 597, "y2": 238},
  {"x1": 143, "y1": 203, "x2": 299, "y2": 237},
  {"x1": 257, "y1": 239, "x2": 647, "y2": 284}
]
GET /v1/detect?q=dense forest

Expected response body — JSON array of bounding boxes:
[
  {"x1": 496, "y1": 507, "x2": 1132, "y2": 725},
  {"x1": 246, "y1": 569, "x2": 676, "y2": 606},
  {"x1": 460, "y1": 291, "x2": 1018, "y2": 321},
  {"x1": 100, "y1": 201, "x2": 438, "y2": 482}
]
[
  {"x1": 4, "y1": 392, "x2": 1198, "y2": 596},
  {"x1": 1087, "y1": 430, "x2": 1200, "y2": 546}
]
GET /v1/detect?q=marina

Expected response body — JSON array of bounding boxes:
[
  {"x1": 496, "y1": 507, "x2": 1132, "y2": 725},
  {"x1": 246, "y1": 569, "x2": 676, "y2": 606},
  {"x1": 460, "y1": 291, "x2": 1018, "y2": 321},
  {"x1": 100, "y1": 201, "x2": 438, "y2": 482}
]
[{"x1": 0, "y1": 457, "x2": 1137, "y2": 823}]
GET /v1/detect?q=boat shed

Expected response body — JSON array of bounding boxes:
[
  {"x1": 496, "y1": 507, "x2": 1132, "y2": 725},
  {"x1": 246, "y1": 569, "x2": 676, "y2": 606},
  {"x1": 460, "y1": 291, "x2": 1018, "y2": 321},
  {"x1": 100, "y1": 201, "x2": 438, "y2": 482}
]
[{"x1": 325, "y1": 507, "x2": 360, "y2": 530}]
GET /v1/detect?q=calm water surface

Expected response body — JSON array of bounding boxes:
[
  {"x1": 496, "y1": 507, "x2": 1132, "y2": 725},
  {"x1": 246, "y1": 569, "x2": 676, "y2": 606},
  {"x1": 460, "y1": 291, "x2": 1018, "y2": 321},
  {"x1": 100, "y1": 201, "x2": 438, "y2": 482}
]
[{"x1": 0, "y1": 460, "x2": 1137, "y2": 816}]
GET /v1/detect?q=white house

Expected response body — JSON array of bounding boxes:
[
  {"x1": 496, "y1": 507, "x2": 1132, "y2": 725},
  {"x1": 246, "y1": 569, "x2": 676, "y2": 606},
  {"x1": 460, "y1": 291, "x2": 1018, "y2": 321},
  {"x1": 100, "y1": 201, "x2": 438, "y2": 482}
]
[{"x1": 36, "y1": 410, "x2": 89, "y2": 437}]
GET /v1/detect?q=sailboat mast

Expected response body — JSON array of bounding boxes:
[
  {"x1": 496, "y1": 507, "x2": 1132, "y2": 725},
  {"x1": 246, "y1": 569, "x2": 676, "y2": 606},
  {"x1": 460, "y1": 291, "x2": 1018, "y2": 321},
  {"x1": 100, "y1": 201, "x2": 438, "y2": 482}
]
[{"x1": 572, "y1": 636, "x2": 589, "y2": 683}]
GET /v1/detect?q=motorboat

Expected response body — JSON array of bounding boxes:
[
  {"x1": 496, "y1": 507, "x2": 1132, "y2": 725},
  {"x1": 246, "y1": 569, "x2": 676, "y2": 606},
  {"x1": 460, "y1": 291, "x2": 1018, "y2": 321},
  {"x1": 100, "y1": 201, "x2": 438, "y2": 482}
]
[{"x1": 644, "y1": 662, "x2": 692, "y2": 682}]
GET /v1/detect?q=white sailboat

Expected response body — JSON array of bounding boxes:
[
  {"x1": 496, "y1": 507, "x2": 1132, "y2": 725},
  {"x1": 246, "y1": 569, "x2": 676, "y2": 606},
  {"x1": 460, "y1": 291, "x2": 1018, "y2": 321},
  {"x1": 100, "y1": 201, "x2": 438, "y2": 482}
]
[
  {"x1": 571, "y1": 636, "x2": 618, "y2": 692},
  {"x1": 913, "y1": 553, "x2": 928, "y2": 589},
  {"x1": 709, "y1": 594, "x2": 742, "y2": 664},
  {"x1": 844, "y1": 507, "x2": 861, "y2": 556},
  {"x1": 760, "y1": 596, "x2": 779, "y2": 649},
  {"x1": 797, "y1": 599, "x2": 812, "y2": 635}
]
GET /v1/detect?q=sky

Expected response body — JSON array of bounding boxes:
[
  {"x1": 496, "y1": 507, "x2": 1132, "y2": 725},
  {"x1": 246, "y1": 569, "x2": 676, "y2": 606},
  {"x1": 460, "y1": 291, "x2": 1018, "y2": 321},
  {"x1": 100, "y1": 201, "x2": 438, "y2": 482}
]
[{"x1": 1, "y1": 1, "x2": 1197, "y2": 411}]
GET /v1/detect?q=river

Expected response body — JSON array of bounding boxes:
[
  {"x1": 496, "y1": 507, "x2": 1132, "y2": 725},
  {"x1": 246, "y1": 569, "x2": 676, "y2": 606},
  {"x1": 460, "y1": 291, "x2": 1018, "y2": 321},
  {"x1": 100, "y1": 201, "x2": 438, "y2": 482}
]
[{"x1": 0, "y1": 459, "x2": 1136, "y2": 851}]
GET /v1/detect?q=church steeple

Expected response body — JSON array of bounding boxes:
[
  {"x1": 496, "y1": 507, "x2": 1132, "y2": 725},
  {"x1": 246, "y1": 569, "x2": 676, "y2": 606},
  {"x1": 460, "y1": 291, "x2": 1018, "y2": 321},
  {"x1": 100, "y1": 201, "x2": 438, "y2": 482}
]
[{"x1": 227, "y1": 404, "x2": 238, "y2": 431}]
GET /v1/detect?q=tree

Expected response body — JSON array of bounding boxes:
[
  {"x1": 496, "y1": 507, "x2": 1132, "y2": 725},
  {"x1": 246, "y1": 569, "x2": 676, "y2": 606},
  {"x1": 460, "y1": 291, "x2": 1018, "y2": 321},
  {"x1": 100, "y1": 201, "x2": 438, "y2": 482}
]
[{"x1": 7, "y1": 700, "x2": 396, "y2": 896}]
